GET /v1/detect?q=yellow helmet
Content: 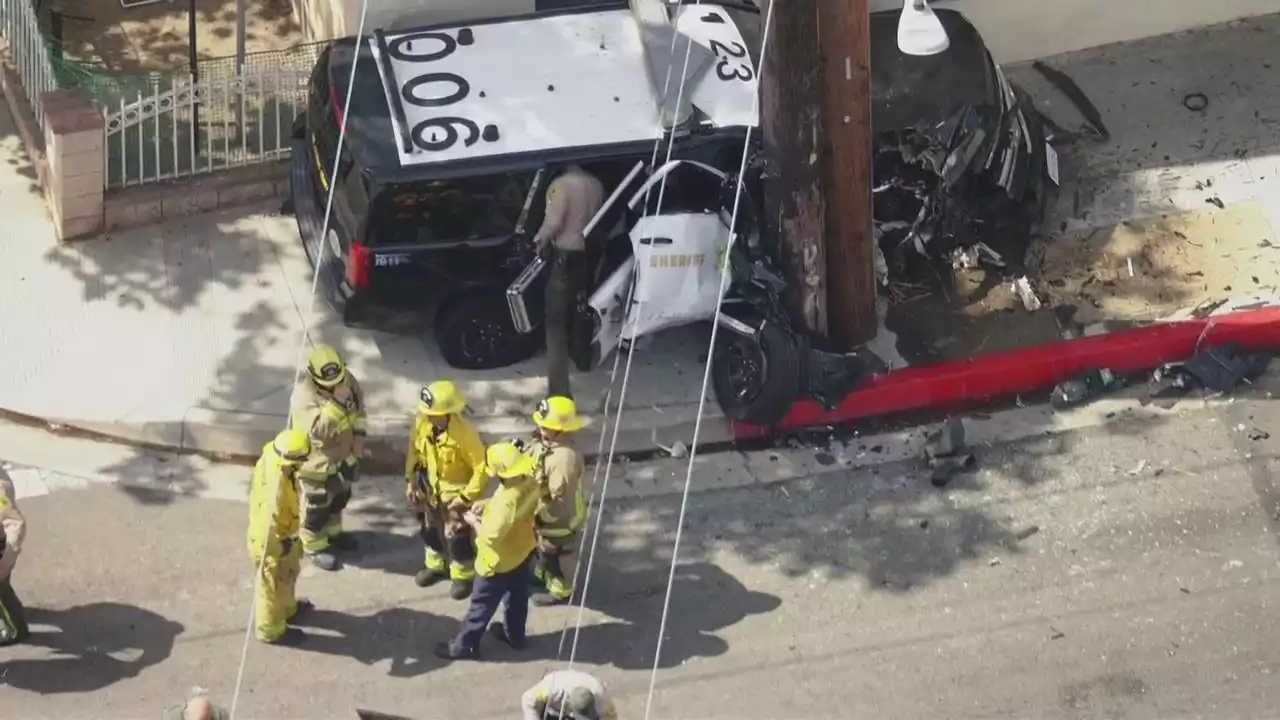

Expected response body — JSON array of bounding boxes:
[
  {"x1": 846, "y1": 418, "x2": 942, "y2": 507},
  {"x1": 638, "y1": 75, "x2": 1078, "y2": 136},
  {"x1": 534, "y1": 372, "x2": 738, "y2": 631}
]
[
  {"x1": 484, "y1": 441, "x2": 536, "y2": 479},
  {"x1": 418, "y1": 380, "x2": 466, "y2": 416},
  {"x1": 533, "y1": 396, "x2": 584, "y2": 433},
  {"x1": 272, "y1": 429, "x2": 311, "y2": 466},
  {"x1": 306, "y1": 344, "x2": 347, "y2": 388}
]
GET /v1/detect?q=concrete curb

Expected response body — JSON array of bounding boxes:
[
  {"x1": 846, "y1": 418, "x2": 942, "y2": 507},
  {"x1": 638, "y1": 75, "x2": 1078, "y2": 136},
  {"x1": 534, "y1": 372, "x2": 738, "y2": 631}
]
[{"x1": 6, "y1": 402, "x2": 736, "y2": 471}]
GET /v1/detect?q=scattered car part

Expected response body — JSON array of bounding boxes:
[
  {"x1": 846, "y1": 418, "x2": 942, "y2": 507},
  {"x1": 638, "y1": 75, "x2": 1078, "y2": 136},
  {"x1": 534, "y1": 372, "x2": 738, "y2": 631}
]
[
  {"x1": 1154, "y1": 343, "x2": 1270, "y2": 393},
  {"x1": 1031, "y1": 61, "x2": 1111, "y2": 141},
  {"x1": 1050, "y1": 367, "x2": 1121, "y2": 409},
  {"x1": 1183, "y1": 92, "x2": 1209, "y2": 112}
]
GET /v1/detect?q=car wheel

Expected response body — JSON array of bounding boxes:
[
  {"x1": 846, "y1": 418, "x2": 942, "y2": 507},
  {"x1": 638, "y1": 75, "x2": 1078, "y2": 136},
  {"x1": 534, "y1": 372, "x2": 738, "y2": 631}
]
[
  {"x1": 711, "y1": 321, "x2": 802, "y2": 426},
  {"x1": 435, "y1": 294, "x2": 544, "y2": 371}
]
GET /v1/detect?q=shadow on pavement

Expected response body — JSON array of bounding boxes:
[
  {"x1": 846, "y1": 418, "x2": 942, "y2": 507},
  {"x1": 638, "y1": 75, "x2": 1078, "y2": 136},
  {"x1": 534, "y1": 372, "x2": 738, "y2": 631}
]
[
  {"x1": 291, "y1": 605, "x2": 455, "y2": 678},
  {"x1": 533, "y1": 561, "x2": 781, "y2": 671},
  {"x1": 335, "y1": 528, "x2": 423, "y2": 579},
  {"x1": 0, "y1": 602, "x2": 184, "y2": 694}
]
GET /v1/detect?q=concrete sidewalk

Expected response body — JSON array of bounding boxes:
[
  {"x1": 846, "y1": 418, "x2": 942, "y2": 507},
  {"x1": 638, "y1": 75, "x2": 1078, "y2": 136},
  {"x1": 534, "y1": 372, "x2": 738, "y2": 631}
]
[{"x1": 0, "y1": 101, "x2": 726, "y2": 461}]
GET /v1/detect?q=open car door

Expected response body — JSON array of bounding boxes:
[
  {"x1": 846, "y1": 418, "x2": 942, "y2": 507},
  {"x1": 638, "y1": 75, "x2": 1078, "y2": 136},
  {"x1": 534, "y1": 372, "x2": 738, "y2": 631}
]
[{"x1": 585, "y1": 159, "x2": 736, "y2": 368}]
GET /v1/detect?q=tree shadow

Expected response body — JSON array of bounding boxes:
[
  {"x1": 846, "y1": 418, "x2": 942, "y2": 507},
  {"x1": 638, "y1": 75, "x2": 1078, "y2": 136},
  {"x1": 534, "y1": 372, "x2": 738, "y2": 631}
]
[
  {"x1": 0, "y1": 602, "x2": 184, "y2": 694},
  {"x1": 532, "y1": 561, "x2": 781, "y2": 670},
  {"x1": 53, "y1": 0, "x2": 304, "y2": 72},
  {"x1": 289, "y1": 605, "x2": 455, "y2": 678}
]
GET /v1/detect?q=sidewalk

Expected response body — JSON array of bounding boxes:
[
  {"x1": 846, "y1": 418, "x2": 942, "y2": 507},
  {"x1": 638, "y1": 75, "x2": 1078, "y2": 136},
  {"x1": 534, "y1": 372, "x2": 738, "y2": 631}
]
[{"x1": 0, "y1": 101, "x2": 725, "y2": 460}]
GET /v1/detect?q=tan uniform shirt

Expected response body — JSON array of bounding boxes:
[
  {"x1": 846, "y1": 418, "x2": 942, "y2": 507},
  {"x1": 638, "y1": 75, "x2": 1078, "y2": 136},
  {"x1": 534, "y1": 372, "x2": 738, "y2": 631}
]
[
  {"x1": 533, "y1": 166, "x2": 606, "y2": 251},
  {"x1": 521, "y1": 669, "x2": 618, "y2": 720},
  {"x1": 289, "y1": 375, "x2": 367, "y2": 484},
  {"x1": 0, "y1": 468, "x2": 27, "y2": 579}
]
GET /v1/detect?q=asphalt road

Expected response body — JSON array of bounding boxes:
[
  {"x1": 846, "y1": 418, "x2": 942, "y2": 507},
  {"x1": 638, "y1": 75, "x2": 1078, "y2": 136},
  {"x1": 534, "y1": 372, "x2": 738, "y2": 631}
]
[{"x1": 2, "y1": 396, "x2": 1279, "y2": 719}]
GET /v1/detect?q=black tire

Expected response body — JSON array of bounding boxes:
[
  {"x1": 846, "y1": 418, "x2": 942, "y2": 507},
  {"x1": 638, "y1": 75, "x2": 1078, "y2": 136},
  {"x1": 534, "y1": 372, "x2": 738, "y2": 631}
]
[
  {"x1": 711, "y1": 321, "x2": 803, "y2": 425},
  {"x1": 435, "y1": 294, "x2": 543, "y2": 370}
]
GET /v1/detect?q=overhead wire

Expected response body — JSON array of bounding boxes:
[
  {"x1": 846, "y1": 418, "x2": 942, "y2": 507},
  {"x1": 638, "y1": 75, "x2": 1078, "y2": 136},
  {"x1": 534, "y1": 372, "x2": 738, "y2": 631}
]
[
  {"x1": 227, "y1": 0, "x2": 371, "y2": 714},
  {"x1": 641, "y1": 0, "x2": 777, "y2": 716},
  {"x1": 559, "y1": 0, "x2": 713, "y2": 675},
  {"x1": 548, "y1": 0, "x2": 710, "y2": 669}
]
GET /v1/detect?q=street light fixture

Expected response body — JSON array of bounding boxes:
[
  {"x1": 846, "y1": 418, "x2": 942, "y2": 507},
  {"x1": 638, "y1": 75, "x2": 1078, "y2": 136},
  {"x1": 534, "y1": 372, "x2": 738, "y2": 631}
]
[{"x1": 897, "y1": 0, "x2": 950, "y2": 56}]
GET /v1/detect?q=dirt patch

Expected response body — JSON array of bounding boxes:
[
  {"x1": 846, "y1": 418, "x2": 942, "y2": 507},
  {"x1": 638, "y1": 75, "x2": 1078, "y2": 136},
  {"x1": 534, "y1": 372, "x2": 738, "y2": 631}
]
[
  {"x1": 884, "y1": 272, "x2": 1065, "y2": 365},
  {"x1": 50, "y1": 0, "x2": 303, "y2": 72},
  {"x1": 1041, "y1": 202, "x2": 1280, "y2": 325}
]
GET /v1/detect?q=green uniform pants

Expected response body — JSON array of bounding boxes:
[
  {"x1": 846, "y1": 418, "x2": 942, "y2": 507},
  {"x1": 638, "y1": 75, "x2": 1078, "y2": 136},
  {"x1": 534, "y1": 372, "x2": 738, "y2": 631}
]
[{"x1": 545, "y1": 248, "x2": 588, "y2": 398}]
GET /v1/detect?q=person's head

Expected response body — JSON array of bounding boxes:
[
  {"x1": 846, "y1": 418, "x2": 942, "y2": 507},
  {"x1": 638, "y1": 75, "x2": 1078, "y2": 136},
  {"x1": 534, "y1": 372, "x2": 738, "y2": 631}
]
[
  {"x1": 532, "y1": 396, "x2": 583, "y2": 442},
  {"x1": 271, "y1": 428, "x2": 311, "y2": 478},
  {"x1": 484, "y1": 442, "x2": 535, "y2": 486},
  {"x1": 418, "y1": 380, "x2": 466, "y2": 430},
  {"x1": 567, "y1": 686, "x2": 598, "y2": 719},
  {"x1": 305, "y1": 344, "x2": 347, "y2": 392}
]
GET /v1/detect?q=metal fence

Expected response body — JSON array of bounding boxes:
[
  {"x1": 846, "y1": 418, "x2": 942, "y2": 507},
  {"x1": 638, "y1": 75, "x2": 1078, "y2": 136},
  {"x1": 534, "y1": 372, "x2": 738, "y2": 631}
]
[
  {"x1": 0, "y1": 0, "x2": 60, "y2": 128},
  {"x1": 103, "y1": 68, "x2": 312, "y2": 189}
]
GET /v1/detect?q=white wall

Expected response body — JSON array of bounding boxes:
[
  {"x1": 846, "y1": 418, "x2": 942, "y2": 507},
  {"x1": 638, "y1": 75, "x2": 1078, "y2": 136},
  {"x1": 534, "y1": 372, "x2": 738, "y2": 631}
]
[{"x1": 870, "y1": 0, "x2": 1280, "y2": 63}]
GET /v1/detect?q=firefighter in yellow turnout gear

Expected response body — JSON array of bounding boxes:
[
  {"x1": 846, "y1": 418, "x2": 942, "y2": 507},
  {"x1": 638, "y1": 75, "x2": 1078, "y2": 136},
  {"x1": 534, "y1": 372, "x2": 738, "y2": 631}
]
[
  {"x1": 247, "y1": 429, "x2": 314, "y2": 646},
  {"x1": 289, "y1": 344, "x2": 367, "y2": 572},
  {"x1": 405, "y1": 380, "x2": 489, "y2": 600},
  {"x1": 528, "y1": 396, "x2": 588, "y2": 606}
]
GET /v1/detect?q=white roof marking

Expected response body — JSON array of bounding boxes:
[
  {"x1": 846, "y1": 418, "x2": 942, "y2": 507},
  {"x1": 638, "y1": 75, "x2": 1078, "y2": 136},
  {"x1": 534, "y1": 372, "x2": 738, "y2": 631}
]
[
  {"x1": 373, "y1": 10, "x2": 667, "y2": 167},
  {"x1": 675, "y1": 5, "x2": 759, "y2": 129}
]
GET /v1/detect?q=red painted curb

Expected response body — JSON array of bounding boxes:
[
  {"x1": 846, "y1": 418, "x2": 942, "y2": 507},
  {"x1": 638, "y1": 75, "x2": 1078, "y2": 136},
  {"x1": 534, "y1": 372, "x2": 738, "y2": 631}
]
[{"x1": 733, "y1": 306, "x2": 1280, "y2": 439}]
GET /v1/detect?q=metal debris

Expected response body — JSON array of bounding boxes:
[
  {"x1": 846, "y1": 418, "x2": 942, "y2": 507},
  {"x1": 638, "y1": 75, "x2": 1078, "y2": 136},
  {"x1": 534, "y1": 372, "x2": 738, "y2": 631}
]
[{"x1": 1051, "y1": 367, "x2": 1123, "y2": 410}]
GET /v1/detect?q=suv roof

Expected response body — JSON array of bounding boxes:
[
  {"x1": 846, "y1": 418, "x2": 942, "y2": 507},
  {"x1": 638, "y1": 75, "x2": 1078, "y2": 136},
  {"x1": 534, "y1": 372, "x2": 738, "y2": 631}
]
[{"x1": 326, "y1": 3, "x2": 759, "y2": 182}]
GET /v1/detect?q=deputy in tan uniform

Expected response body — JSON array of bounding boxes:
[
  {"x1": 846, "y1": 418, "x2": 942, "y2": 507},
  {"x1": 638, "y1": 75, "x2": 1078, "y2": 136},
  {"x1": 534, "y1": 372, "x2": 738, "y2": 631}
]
[
  {"x1": 532, "y1": 165, "x2": 606, "y2": 399},
  {"x1": 404, "y1": 379, "x2": 489, "y2": 599},
  {"x1": 289, "y1": 344, "x2": 367, "y2": 572},
  {"x1": 521, "y1": 669, "x2": 618, "y2": 720},
  {"x1": 0, "y1": 466, "x2": 28, "y2": 646},
  {"x1": 527, "y1": 396, "x2": 587, "y2": 606}
]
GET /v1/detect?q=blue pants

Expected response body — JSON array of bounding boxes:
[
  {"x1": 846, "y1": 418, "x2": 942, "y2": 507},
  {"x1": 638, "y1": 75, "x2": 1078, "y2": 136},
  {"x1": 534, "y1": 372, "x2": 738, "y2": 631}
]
[{"x1": 453, "y1": 553, "x2": 534, "y2": 651}]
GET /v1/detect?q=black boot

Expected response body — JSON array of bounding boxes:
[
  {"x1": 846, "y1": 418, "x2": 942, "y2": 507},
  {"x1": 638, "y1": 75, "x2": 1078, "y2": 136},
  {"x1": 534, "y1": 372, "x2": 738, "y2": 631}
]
[
  {"x1": 264, "y1": 627, "x2": 306, "y2": 647},
  {"x1": 449, "y1": 578, "x2": 474, "y2": 600},
  {"x1": 287, "y1": 599, "x2": 315, "y2": 624},
  {"x1": 433, "y1": 641, "x2": 479, "y2": 660},
  {"x1": 414, "y1": 568, "x2": 447, "y2": 588},
  {"x1": 489, "y1": 622, "x2": 526, "y2": 651}
]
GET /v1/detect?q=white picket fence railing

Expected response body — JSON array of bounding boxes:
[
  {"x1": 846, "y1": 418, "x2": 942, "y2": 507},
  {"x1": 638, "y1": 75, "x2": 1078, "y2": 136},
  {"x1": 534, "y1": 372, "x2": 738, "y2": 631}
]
[
  {"x1": 103, "y1": 69, "x2": 311, "y2": 190},
  {"x1": 0, "y1": 0, "x2": 60, "y2": 128}
]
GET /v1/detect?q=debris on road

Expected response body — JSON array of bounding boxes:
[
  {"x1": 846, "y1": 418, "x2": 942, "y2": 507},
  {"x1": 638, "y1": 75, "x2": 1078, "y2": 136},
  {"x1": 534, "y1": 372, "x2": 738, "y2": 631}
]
[
  {"x1": 1032, "y1": 61, "x2": 1110, "y2": 142},
  {"x1": 1016, "y1": 525, "x2": 1041, "y2": 541},
  {"x1": 1151, "y1": 343, "x2": 1271, "y2": 395},
  {"x1": 1182, "y1": 92, "x2": 1210, "y2": 112},
  {"x1": 1126, "y1": 459, "x2": 1149, "y2": 476},
  {"x1": 925, "y1": 418, "x2": 977, "y2": 487},
  {"x1": 1050, "y1": 367, "x2": 1123, "y2": 409},
  {"x1": 1049, "y1": 626, "x2": 1066, "y2": 640},
  {"x1": 1013, "y1": 276, "x2": 1043, "y2": 312}
]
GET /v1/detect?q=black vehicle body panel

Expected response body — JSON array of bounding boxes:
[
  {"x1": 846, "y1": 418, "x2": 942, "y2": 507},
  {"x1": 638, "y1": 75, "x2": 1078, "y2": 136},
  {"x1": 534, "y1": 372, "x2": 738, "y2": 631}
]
[{"x1": 291, "y1": 3, "x2": 1045, "y2": 332}]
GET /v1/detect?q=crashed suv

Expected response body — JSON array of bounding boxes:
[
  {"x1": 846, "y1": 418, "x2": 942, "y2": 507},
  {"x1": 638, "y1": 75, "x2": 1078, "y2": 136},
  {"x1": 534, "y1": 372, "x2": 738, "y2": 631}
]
[{"x1": 290, "y1": 2, "x2": 1060, "y2": 424}]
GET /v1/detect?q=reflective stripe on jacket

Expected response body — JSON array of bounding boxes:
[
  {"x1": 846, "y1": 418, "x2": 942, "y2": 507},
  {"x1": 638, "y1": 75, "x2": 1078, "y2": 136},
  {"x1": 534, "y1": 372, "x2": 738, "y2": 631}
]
[
  {"x1": 289, "y1": 375, "x2": 365, "y2": 484},
  {"x1": 246, "y1": 444, "x2": 302, "y2": 559},
  {"x1": 403, "y1": 414, "x2": 488, "y2": 503},
  {"x1": 531, "y1": 440, "x2": 586, "y2": 538}
]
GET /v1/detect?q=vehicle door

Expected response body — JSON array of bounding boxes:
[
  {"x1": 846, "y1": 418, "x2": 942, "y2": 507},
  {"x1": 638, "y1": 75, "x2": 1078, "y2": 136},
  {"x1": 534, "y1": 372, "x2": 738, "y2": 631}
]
[{"x1": 614, "y1": 159, "x2": 735, "y2": 343}]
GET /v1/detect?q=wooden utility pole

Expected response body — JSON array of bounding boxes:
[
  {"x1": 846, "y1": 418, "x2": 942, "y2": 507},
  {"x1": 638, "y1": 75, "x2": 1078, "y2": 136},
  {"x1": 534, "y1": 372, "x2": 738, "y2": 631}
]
[
  {"x1": 817, "y1": 0, "x2": 878, "y2": 349},
  {"x1": 760, "y1": 0, "x2": 878, "y2": 350},
  {"x1": 758, "y1": 0, "x2": 828, "y2": 338}
]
